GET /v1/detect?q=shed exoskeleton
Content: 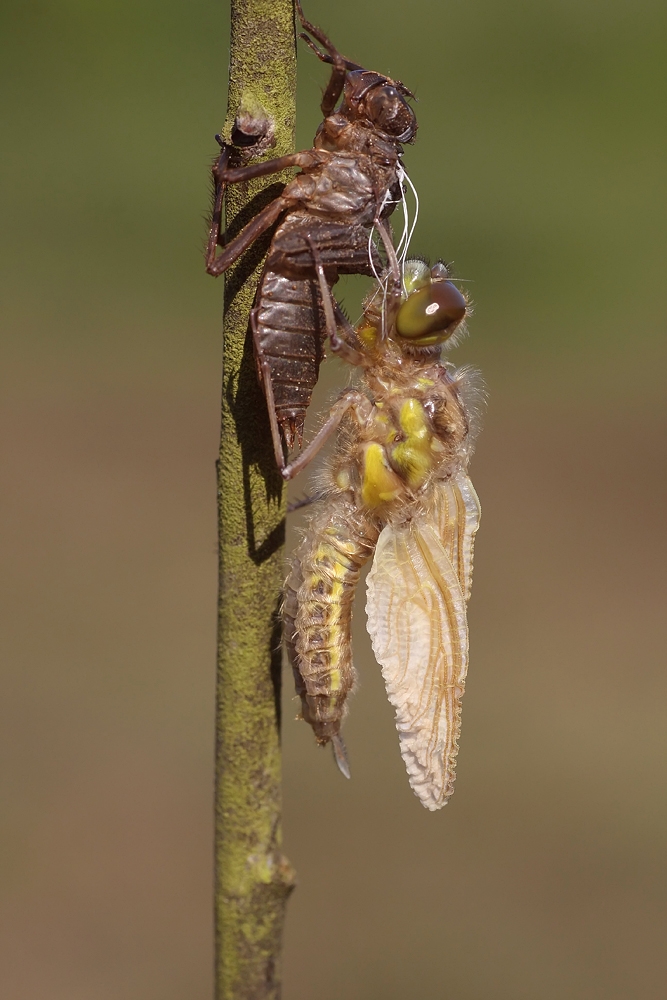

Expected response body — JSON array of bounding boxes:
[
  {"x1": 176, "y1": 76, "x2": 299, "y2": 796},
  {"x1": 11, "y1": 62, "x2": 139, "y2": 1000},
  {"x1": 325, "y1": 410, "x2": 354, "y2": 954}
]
[
  {"x1": 206, "y1": 1, "x2": 417, "y2": 468},
  {"x1": 284, "y1": 257, "x2": 482, "y2": 810}
]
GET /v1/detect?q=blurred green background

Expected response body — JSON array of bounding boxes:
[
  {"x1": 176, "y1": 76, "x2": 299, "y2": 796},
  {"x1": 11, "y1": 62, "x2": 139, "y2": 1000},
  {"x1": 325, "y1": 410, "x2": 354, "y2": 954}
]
[{"x1": 1, "y1": 0, "x2": 666, "y2": 997}]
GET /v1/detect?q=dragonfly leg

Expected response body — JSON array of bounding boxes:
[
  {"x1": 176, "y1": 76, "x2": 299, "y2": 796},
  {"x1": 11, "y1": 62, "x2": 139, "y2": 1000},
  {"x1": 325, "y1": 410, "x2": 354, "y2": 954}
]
[
  {"x1": 330, "y1": 303, "x2": 368, "y2": 366},
  {"x1": 206, "y1": 145, "x2": 231, "y2": 263},
  {"x1": 206, "y1": 195, "x2": 289, "y2": 276},
  {"x1": 375, "y1": 218, "x2": 402, "y2": 292},
  {"x1": 281, "y1": 390, "x2": 371, "y2": 481},
  {"x1": 305, "y1": 235, "x2": 369, "y2": 367},
  {"x1": 374, "y1": 218, "x2": 403, "y2": 336},
  {"x1": 216, "y1": 149, "x2": 322, "y2": 187},
  {"x1": 295, "y1": 0, "x2": 352, "y2": 116},
  {"x1": 205, "y1": 149, "x2": 323, "y2": 275},
  {"x1": 250, "y1": 307, "x2": 291, "y2": 474}
]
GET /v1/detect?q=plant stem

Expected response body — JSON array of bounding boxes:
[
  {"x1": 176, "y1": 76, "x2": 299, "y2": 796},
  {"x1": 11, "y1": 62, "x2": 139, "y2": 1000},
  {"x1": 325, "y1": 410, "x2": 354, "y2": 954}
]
[{"x1": 214, "y1": 1, "x2": 297, "y2": 997}]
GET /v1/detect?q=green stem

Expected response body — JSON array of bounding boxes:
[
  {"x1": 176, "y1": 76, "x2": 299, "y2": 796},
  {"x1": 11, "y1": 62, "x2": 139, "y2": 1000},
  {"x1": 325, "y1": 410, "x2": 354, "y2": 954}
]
[{"x1": 214, "y1": 1, "x2": 297, "y2": 997}]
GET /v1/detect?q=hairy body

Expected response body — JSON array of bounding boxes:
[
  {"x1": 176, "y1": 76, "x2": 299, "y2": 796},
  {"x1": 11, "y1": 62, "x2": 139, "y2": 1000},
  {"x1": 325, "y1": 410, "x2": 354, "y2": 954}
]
[{"x1": 285, "y1": 263, "x2": 482, "y2": 809}]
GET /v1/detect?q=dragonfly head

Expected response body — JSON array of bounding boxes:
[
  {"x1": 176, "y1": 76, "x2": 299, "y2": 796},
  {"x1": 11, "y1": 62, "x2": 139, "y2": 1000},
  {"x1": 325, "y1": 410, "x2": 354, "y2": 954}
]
[
  {"x1": 344, "y1": 71, "x2": 418, "y2": 143},
  {"x1": 395, "y1": 261, "x2": 467, "y2": 349}
]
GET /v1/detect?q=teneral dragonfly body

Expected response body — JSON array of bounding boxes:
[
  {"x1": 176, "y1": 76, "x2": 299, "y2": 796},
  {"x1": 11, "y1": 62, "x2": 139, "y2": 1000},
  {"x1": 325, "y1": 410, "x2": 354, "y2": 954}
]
[{"x1": 284, "y1": 261, "x2": 482, "y2": 809}]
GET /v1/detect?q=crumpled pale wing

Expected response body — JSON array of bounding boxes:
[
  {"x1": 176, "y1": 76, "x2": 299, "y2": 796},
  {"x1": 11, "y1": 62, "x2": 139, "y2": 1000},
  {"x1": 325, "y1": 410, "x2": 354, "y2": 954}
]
[
  {"x1": 366, "y1": 474, "x2": 480, "y2": 810},
  {"x1": 431, "y1": 472, "x2": 481, "y2": 602}
]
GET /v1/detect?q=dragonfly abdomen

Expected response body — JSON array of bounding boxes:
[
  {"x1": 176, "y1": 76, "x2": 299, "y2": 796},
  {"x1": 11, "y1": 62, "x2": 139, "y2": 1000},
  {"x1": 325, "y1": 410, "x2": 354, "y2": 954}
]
[
  {"x1": 252, "y1": 271, "x2": 327, "y2": 448},
  {"x1": 285, "y1": 499, "x2": 379, "y2": 743}
]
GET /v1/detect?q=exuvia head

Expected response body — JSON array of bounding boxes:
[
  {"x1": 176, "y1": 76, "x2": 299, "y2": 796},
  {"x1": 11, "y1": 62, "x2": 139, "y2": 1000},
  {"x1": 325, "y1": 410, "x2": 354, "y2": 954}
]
[
  {"x1": 395, "y1": 260, "x2": 467, "y2": 348},
  {"x1": 343, "y1": 70, "x2": 417, "y2": 143},
  {"x1": 295, "y1": 1, "x2": 417, "y2": 144}
]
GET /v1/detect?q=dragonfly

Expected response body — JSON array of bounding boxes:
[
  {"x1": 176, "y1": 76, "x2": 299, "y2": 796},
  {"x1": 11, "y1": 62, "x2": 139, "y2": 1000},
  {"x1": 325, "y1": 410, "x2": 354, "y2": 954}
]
[
  {"x1": 283, "y1": 254, "x2": 482, "y2": 810},
  {"x1": 206, "y1": 0, "x2": 418, "y2": 473}
]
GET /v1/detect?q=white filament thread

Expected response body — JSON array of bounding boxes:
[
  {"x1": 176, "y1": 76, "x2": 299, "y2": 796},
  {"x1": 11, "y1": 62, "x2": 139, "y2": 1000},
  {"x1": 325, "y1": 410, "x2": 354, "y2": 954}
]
[
  {"x1": 366, "y1": 162, "x2": 420, "y2": 334},
  {"x1": 396, "y1": 164, "x2": 420, "y2": 287}
]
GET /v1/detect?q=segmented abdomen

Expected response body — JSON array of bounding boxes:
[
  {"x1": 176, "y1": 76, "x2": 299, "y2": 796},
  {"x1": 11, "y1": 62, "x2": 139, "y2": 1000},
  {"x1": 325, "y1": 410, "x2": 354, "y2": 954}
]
[
  {"x1": 265, "y1": 214, "x2": 380, "y2": 277},
  {"x1": 253, "y1": 211, "x2": 384, "y2": 448},
  {"x1": 252, "y1": 270, "x2": 328, "y2": 448},
  {"x1": 284, "y1": 498, "x2": 379, "y2": 743}
]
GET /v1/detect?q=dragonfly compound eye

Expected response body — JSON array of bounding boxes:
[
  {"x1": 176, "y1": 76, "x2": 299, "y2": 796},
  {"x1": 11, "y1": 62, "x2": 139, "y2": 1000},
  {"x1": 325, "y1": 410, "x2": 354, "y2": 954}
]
[{"x1": 396, "y1": 281, "x2": 467, "y2": 345}]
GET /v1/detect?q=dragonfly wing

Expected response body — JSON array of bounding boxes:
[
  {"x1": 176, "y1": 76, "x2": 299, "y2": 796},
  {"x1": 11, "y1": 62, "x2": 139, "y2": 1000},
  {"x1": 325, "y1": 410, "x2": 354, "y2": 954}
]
[
  {"x1": 366, "y1": 498, "x2": 474, "y2": 810},
  {"x1": 431, "y1": 472, "x2": 481, "y2": 601}
]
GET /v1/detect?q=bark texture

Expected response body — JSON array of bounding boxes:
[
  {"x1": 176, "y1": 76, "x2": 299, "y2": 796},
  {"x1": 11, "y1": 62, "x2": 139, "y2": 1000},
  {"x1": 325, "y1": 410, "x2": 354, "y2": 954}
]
[{"x1": 215, "y1": 1, "x2": 297, "y2": 997}]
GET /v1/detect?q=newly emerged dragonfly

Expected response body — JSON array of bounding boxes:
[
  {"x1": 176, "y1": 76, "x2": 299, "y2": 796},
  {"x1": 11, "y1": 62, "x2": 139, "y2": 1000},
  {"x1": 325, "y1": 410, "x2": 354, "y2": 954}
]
[
  {"x1": 284, "y1": 258, "x2": 482, "y2": 810},
  {"x1": 206, "y1": 1, "x2": 417, "y2": 471}
]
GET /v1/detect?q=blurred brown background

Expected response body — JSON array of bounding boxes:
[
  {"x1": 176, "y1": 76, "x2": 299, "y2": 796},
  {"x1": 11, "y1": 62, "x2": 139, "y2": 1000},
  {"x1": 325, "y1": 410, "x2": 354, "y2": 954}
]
[{"x1": 1, "y1": 0, "x2": 666, "y2": 997}]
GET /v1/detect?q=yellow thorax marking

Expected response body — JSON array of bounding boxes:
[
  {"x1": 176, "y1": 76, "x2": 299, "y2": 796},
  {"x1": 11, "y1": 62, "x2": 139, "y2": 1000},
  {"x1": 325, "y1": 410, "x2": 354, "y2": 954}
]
[
  {"x1": 390, "y1": 398, "x2": 433, "y2": 489},
  {"x1": 361, "y1": 443, "x2": 402, "y2": 508},
  {"x1": 399, "y1": 398, "x2": 429, "y2": 439}
]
